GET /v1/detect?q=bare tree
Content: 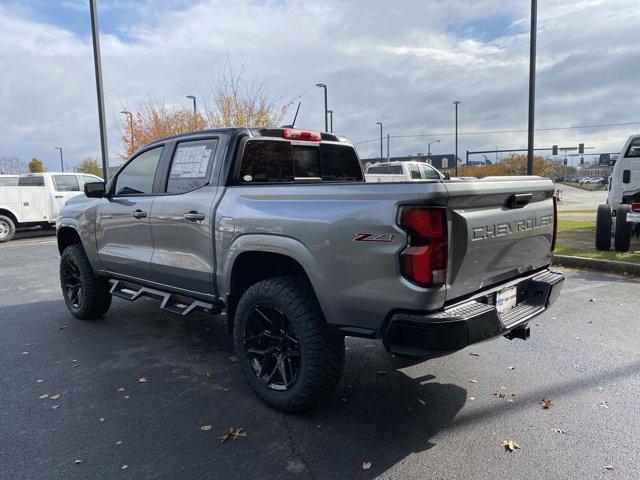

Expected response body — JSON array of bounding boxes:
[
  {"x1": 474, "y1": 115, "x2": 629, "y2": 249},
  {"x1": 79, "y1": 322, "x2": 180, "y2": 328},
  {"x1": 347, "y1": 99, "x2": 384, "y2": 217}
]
[{"x1": 0, "y1": 157, "x2": 26, "y2": 174}]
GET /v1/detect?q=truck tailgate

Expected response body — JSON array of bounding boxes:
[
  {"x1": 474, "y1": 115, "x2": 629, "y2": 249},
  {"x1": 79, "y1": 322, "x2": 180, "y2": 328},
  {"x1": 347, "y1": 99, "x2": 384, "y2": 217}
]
[{"x1": 443, "y1": 176, "x2": 555, "y2": 302}]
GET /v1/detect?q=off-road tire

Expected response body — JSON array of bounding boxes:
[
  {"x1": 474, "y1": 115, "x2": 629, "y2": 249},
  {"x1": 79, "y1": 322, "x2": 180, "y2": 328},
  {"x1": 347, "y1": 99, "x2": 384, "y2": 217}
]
[
  {"x1": 595, "y1": 204, "x2": 612, "y2": 251},
  {"x1": 614, "y1": 205, "x2": 632, "y2": 252},
  {"x1": 234, "y1": 276, "x2": 345, "y2": 412},
  {"x1": 60, "y1": 244, "x2": 112, "y2": 319},
  {"x1": 0, "y1": 215, "x2": 16, "y2": 243}
]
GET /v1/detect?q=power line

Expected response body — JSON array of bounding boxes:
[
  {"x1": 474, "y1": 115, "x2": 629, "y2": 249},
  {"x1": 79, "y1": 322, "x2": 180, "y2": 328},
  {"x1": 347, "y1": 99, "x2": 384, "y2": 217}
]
[{"x1": 353, "y1": 120, "x2": 640, "y2": 145}]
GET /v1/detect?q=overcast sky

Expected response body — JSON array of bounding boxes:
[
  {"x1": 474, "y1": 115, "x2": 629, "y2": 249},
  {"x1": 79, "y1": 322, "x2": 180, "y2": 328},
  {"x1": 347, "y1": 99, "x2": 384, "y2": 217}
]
[{"x1": 1, "y1": 0, "x2": 639, "y2": 170}]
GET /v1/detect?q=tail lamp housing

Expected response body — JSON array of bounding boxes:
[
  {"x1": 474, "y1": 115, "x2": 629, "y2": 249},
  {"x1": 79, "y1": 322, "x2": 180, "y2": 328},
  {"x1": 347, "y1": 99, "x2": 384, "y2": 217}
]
[{"x1": 398, "y1": 207, "x2": 448, "y2": 287}]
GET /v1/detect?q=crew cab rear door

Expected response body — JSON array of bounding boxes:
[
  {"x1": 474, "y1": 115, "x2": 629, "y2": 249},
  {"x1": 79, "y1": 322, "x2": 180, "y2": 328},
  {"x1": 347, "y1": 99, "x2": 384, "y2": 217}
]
[
  {"x1": 148, "y1": 135, "x2": 225, "y2": 295},
  {"x1": 443, "y1": 177, "x2": 555, "y2": 301}
]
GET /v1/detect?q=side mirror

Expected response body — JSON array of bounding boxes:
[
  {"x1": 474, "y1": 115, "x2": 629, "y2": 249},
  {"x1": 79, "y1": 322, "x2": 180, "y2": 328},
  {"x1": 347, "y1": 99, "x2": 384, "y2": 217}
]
[
  {"x1": 84, "y1": 181, "x2": 106, "y2": 198},
  {"x1": 442, "y1": 171, "x2": 451, "y2": 180},
  {"x1": 599, "y1": 154, "x2": 611, "y2": 166}
]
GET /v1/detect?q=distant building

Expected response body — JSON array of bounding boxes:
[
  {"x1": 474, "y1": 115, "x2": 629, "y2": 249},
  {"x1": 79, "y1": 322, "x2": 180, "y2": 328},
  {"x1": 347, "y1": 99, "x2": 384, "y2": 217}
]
[{"x1": 360, "y1": 154, "x2": 463, "y2": 172}]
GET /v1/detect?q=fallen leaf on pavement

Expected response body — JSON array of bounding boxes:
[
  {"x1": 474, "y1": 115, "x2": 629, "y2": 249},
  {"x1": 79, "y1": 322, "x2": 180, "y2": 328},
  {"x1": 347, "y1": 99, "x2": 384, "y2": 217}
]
[
  {"x1": 508, "y1": 366, "x2": 515, "y2": 370},
  {"x1": 553, "y1": 428, "x2": 566, "y2": 434},
  {"x1": 116, "y1": 441, "x2": 122, "y2": 445},
  {"x1": 99, "y1": 418, "x2": 105, "y2": 422},
  {"x1": 38, "y1": 394, "x2": 49, "y2": 399},
  {"x1": 200, "y1": 425, "x2": 212, "y2": 431},
  {"x1": 469, "y1": 397, "x2": 476, "y2": 401},
  {"x1": 121, "y1": 465, "x2": 128, "y2": 470},
  {"x1": 375, "y1": 370, "x2": 387, "y2": 376},
  {"x1": 117, "y1": 387, "x2": 125, "y2": 392},
  {"x1": 603, "y1": 464, "x2": 614, "y2": 470},
  {"x1": 469, "y1": 352, "x2": 480, "y2": 356},
  {"x1": 124, "y1": 395, "x2": 130, "y2": 399},
  {"x1": 540, "y1": 398, "x2": 554, "y2": 409},
  {"x1": 219, "y1": 427, "x2": 247, "y2": 443},
  {"x1": 204, "y1": 371, "x2": 214, "y2": 379},
  {"x1": 74, "y1": 459, "x2": 81, "y2": 464},
  {"x1": 493, "y1": 392, "x2": 506, "y2": 398},
  {"x1": 598, "y1": 401, "x2": 609, "y2": 410},
  {"x1": 501, "y1": 439, "x2": 520, "y2": 452},
  {"x1": 137, "y1": 377, "x2": 148, "y2": 383},
  {"x1": 22, "y1": 352, "x2": 29, "y2": 355},
  {"x1": 362, "y1": 461, "x2": 372, "y2": 470},
  {"x1": 50, "y1": 394, "x2": 60, "y2": 400},
  {"x1": 469, "y1": 379, "x2": 478, "y2": 384},
  {"x1": 417, "y1": 398, "x2": 426, "y2": 406}
]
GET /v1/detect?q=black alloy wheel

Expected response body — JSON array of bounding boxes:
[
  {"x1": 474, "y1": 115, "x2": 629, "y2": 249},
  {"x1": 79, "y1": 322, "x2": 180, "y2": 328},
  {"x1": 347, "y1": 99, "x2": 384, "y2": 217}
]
[
  {"x1": 62, "y1": 257, "x2": 83, "y2": 308},
  {"x1": 243, "y1": 304, "x2": 301, "y2": 391}
]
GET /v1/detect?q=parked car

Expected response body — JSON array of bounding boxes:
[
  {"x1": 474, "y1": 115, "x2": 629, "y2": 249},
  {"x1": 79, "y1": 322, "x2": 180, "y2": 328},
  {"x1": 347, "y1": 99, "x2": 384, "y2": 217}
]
[
  {"x1": 0, "y1": 172, "x2": 102, "y2": 242},
  {"x1": 57, "y1": 127, "x2": 564, "y2": 412},
  {"x1": 596, "y1": 134, "x2": 640, "y2": 251},
  {"x1": 365, "y1": 161, "x2": 443, "y2": 182}
]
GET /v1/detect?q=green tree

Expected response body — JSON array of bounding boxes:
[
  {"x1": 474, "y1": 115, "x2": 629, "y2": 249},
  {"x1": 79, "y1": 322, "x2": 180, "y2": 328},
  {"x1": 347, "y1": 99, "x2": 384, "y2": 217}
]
[
  {"x1": 28, "y1": 157, "x2": 45, "y2": 173},
  {"x1": 76, "y1": 158, "x2": 103, "y2": 178}
]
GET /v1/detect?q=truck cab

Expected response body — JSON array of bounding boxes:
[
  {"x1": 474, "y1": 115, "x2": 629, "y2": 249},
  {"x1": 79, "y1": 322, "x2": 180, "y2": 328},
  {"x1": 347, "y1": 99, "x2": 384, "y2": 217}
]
[{"x1": 365, "y1": 161, "x2": 443, "y2": 182}]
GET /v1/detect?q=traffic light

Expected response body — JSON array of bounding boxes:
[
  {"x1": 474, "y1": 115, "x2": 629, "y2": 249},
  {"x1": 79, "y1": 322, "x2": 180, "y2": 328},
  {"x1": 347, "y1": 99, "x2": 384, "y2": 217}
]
[
  {"x1": 552, "y1": 145, "x2": 558, "y2": 156},
  {"x1": 563, "y1": 157, "x2": 568, "y2": 166},
  {"x1": 578, "y1": 143, "x2": 584, "y2": 154},
  {"x1": 580, "y1": 155, "x2": 585, "y2": 165}
]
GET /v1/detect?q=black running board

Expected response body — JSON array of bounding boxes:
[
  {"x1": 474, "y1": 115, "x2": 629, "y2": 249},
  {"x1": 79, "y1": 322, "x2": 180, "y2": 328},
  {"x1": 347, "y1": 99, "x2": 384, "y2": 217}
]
[{"x1": 109, "y1": 279, "x2": 221, "y2": 316}]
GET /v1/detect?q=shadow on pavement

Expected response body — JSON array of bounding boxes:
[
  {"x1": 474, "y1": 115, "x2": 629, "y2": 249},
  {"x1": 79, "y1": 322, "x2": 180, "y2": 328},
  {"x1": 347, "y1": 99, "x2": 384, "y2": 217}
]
[{"x1": 13, "y1": 226, "x2": 57, "y2": 241}]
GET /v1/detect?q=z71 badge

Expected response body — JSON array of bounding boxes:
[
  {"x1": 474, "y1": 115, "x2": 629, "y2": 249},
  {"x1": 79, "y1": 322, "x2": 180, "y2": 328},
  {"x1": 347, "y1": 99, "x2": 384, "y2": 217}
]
[{"x1": 352, "y1": 233, "x2": 396, "y2": 243}]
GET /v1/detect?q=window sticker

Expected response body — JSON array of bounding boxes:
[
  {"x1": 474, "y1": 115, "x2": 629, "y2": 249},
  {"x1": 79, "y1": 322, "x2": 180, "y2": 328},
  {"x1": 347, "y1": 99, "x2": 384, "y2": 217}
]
[{"x1": 170, "y1": 145, "x2": 212, "y2": 178}]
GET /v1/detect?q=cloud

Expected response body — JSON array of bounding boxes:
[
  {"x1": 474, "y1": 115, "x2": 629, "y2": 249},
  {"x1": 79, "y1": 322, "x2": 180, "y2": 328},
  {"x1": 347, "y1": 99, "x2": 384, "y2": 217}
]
[{"x1": 0, "y1": 0, "x2": 639, "y2": 170}]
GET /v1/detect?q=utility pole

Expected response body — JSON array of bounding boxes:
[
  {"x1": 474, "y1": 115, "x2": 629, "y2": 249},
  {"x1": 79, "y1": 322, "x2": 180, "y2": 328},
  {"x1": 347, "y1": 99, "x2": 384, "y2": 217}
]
[
  {"x1": 427, "y1": 139, "x2": 440, "y2": 158},
  {"x1": 315, "y1": 84, "x2": 328, "y2": 132},
  {"x1": 526, "y1": 0, "x2": 538, "y2": 175},
  {"x1": 89, "y1": 0, "x2": 110, "y2": 181},
  {"x1": 54, "y1": 147, "x2": 64, "y2": 172},
  {"x1": 453, "y1": 100, "x2": 460, "y2": 176},
  {"x1": 376, "y1": 122, "x2": 383, "y2": 160},
  {"x1": 386, "y1": 134, "x2": 390, "y2": 161}
]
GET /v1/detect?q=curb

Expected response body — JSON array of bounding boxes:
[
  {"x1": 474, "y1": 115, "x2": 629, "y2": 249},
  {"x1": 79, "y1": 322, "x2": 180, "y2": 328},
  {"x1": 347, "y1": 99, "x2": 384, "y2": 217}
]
[{"x1": 552, "y1": 254, "x2": 640, "y2": 276}]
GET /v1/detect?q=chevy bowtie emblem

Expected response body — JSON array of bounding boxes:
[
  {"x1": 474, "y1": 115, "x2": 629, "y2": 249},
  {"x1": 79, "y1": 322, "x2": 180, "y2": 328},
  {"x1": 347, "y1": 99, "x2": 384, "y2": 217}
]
[{"x1": 353, "y1": 233, "x2": 396, "y2": 243}]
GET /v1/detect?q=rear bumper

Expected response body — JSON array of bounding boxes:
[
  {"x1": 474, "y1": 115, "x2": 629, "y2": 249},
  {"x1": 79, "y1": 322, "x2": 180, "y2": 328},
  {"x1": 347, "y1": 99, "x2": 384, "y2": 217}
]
[{"x1": 382, "y1": 269, "x2": 564, "y2": 358}]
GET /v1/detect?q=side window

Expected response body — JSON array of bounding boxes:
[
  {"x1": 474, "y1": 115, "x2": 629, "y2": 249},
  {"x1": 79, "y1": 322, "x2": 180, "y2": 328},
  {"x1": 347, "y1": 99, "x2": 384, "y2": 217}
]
[
  {"x1": 114, "y1": 146, "x2": 163, "y2": 195},
  {"x1": 319, "y1": 144, "x2": 363, "y2": 181},
  {"x1": 18, "y1": 176, "x2": 44, "y2": 186},
  {"x1": 408, "y1": 165, "x2": 421, "y2": 179},
  {"x1": 240, "y1": 140, "x2": 294, "y2": 183},
  {"x1": 421, "y1": 164, "x2": 441, "y2": 180},
  {"x1": 625, "y1": 137, "x2": 640, "y2": 158},
  {"x1": 53, "y1": 175, "x2": 80, "y2": 192},
  {"x1": 0, "y1": 177, "x2": 18, "y2": 186},
  {"x1": 166, "y1": 139, "x2": 218, "y2": 194}
]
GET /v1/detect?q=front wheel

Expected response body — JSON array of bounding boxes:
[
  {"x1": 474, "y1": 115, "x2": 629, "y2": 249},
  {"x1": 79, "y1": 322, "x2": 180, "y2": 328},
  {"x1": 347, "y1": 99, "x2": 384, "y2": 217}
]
[
  {"x1": 0, "y1": 215, "x2": 16, "y2": 243},
  {"x1": 233, "y1": 276, "x2": 345, "y2": 412},
  {"x1": 595, "y1": 204, "x2": 612, "y2": 251},
  {"x1": 60, "y1": 244, "x2": 112, "y2": 319}
]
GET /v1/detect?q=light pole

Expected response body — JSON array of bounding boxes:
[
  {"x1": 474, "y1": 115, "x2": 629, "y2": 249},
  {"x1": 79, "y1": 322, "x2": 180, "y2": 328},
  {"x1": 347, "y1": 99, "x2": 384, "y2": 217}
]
[
  {"x1": 527, "y1": 0, "x2": 537, "y2": 175},
  {"x1": 121, "y1": 110, "x2": 134, "y2": 153},
  {"x1": 376, "y1": 122, "x2": 383, "y2": 160},
  {"x1": 89, "y1": 0, "x2": 109, "y2": 181},
  {"x1": 453, "y1": 100, "x2": 460, "y2": 175},
  {"x1": 186, "y1": 95, "x2": 197, "y2": 114},
  {"x1": 54, "y1": 147, "x2": 64, "y2": 172},
  {"x1": 315, "y1": 83, "x2": 328, "y2": 132},
  {"x1": 427, "y1": 139, "x2": 440, "y2": 158},
  {"x1": 327, "y1": 110, "x2": 334, "y2": 133},
  {"x1": 495, "y1": 145, "x2": 498, "y2": 162}
]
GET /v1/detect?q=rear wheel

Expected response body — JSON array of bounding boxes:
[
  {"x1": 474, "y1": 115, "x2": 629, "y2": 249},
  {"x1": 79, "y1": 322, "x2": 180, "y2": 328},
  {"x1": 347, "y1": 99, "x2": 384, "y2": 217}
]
[
  {"x1": 614, "y1": 205, "x2": 632, "y2": 252},
  {"x1": 595, "y1": 204, "x2": 612, "y2": 251},
  {"x1": 60, "y1": 244, "x2": 112, "y2": 319},
  {"x1": 233, "y1": 276, "x2": 344, "y2": 412},
  {"x1": 0, "y1": 215, "x2": 16, "y2": 243}
]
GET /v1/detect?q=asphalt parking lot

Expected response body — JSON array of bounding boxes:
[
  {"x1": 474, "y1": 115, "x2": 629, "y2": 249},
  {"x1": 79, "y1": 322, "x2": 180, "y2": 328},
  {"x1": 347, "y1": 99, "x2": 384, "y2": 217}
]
[{"x1": 1, "y1": 233, "x2": 639, "y2": 480}]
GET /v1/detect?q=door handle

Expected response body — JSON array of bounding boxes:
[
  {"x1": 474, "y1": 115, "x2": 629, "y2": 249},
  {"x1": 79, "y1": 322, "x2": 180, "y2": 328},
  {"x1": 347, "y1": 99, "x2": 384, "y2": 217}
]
[
  {"x1": 183, "y1": 211, "x2": 205, "y2": 221},
  {"x1": 131, "y1": 209, "x2": 147, "y2": 219},
  {"x1": 55, "y1": 195, "x2": 63, "y2": 199}
]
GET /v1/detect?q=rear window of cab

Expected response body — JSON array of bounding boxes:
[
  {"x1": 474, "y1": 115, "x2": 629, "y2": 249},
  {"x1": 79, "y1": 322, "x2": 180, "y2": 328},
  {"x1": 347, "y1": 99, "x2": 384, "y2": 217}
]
[{"x1": 239, "y1": 140, "x2": 363, "y2": 183}]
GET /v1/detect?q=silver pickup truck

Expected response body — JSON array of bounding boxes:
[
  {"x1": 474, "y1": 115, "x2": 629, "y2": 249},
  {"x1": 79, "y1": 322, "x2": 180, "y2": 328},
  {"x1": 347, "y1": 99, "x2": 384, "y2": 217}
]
[{"x1": 57, "y1": 127, "x2": 564, "y2": 411}]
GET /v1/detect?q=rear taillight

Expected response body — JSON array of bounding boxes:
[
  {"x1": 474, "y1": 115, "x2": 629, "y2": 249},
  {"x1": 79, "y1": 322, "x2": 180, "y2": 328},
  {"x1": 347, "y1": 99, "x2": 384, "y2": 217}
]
[
  {"x1": 282, "y1": 128, "x2": 322, "y2": 142},
  {"x1": 398, "y1": 207, "x2": 447, "y2": 286},
  {"x1": 551, "y1": 195, "x2": 557, "y2": 251}
]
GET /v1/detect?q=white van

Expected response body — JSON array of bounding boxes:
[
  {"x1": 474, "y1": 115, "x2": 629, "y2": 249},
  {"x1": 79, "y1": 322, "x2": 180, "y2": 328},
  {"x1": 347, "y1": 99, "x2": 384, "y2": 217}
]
[
  {"x1": 0, "y1": 172, "x2": 102, "y2": 242},
  {"x1": 365, "y1": 161, "x2": 443, "y2": 182}
]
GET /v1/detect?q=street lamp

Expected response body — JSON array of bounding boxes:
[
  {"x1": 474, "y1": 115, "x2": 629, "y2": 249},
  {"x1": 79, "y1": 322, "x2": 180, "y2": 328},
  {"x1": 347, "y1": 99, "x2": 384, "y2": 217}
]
[
  {"x1": 315, "y1": 83, "x2": 328, "y2": 132},
  {"x1": 89, "y1": 0, "x2": 109, "y2": 181},
  {"x1": 376, "y1": 122, "x2": 383, "y2": 160},
  {"x1": 186, "y1": 95, "x2": 197, "y2": 114},
  {"x1": 121, "y1": 110, "x2": 134, "y2": 153},
  {"x1": 53, "y1": 146, "x2": 64, "y2": 172},
  {"x1": 453, "y1": 100, "x2": 460, "y2": 175},
  {"x1": 427, "y1": 139, "x2": 440, "y2": 158},
  {"x1": 327, "y1": 110, "x2": 334, "y2": 133},
  {"x1": 526, "y1": 0, "x2": 537, "y2": 175}
]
